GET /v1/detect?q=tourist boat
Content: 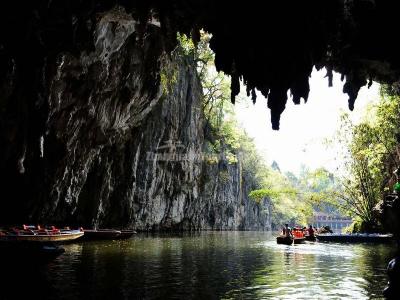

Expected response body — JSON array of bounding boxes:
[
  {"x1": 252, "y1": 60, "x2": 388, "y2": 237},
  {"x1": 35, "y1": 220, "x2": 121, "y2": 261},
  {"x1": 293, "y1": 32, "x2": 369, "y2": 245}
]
[
  {"x1": 292, "y1": 228, "x2": 306, "y2": 244},
  {"x1": 276, "y1": 236, "x2": 306, "y2": 245},
  {"x1": 277, "y1": 227, "x2": 307, "y2": 245},
  {"x1": 0, "y1": 228, "x2": 84, "y2": 243},
  {"x1": 305, "y1": 235, "x2": 316, "y2": 242},
  {"x1": 316, "y1": 233, "x2": 394, "y2": 243},
  {"x1": 293, "y1": 237, "x2": 306, "y2": 244},
  {"x1": 277, "y1": 236, "x2": 293, "y2": 245}
]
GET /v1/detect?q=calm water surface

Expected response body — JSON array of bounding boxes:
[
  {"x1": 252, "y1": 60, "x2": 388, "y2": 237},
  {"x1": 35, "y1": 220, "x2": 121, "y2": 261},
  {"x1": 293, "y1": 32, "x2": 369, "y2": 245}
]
[{"x1": 2, "y1": 232, "x2": 396, "y2": 299}]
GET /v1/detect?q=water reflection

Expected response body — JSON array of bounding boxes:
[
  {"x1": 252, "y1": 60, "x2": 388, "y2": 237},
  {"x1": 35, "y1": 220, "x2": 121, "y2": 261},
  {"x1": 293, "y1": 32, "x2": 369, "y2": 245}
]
[{"x1": 1, "y1": 232, "x2": 396, "y2": 299}]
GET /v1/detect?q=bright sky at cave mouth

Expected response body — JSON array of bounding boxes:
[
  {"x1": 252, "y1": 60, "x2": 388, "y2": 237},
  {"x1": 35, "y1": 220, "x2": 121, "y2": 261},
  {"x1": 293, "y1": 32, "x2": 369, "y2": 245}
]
[{"x1": 235, "y1": 68, "x2": 380, "y2": 175}]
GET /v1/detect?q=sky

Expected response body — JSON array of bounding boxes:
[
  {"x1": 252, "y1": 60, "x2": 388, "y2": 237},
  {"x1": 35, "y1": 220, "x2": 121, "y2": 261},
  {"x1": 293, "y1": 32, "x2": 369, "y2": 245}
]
[{"x1": 235, "y1": 69, "x2": 380, "y2": 175}]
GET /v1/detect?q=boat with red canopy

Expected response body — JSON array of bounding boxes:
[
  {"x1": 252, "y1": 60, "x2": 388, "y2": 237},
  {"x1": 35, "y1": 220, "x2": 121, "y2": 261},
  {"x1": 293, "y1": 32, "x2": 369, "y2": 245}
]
[{"x1": 0, "y1": 225, "x2": 84, "y2": 243}]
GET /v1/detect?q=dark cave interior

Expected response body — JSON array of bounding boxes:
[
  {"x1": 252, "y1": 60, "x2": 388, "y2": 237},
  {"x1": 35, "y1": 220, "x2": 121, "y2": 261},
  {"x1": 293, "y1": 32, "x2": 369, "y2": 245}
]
[{"x1": 2, "y1": 1, "x2": 400, "y2": 129}]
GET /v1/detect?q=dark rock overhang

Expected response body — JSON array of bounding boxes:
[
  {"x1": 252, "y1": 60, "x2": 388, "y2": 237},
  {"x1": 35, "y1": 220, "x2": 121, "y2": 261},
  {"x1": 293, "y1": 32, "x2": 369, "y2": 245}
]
[
  {"x1": 154, "y1": 0, "x2": 400, "y2": 129},
  {"x1": 1, "y1": 0, "x2": 400, "y2": 129}
]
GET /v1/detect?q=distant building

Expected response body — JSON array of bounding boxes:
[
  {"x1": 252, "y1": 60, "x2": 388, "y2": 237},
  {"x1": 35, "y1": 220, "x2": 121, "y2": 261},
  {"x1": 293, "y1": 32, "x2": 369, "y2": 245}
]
[{"x1": 312, "y1": 212, "x2": 352, "y2": 232}]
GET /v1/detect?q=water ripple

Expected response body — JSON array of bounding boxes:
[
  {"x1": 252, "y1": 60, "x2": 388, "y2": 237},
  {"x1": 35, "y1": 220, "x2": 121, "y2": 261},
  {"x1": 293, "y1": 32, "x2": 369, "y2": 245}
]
[{"x1": 0, "y1": 232, "x2": 395, "y2": 299}]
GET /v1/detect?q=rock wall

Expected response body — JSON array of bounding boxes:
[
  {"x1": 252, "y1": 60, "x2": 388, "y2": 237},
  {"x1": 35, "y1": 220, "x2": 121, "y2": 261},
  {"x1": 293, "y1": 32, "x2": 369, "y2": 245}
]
[
  {"x1": 200, "y1": 159, "x2": 271, "y2": 231},
  {"x1": 0, "y1": 6, "x2": 271, "y2": 230}
]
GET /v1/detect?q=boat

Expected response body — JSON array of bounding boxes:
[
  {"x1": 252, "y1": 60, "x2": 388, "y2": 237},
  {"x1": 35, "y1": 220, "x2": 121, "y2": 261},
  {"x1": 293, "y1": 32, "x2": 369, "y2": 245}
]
[
  {"x1": 83, "y1": 229, "x2": 122, "y2": 240},
  {"x1": 0, "y1": 226, "x2": 84, "y2": 243},
  {"x1": 83, "y1": 228, "x2": 137, "y2": 240},
  {"x1": 116, "y1": 229, "x2": 137, "y2": 239},
  {"x1": 277, "y1": 236, "x2": 293, "y2": 245},
  {"x1": 305, "y1": 235, "x2": 316, "y2": 242},
  {"x1": 316, "y1": 233, "x2": 394, "y2": 243},
  {"x1": 276, "y1": 236, "x2": 306, "y2": 245},
  {"x1": 0, "y1": 226, "x2": 77, "y2": 258},
  {"x1": 293, "y1": 237, "x2": 306, "y2": 244},
  {"x1": 292, "y1": 228, "x2": 306, "y2": 244}
]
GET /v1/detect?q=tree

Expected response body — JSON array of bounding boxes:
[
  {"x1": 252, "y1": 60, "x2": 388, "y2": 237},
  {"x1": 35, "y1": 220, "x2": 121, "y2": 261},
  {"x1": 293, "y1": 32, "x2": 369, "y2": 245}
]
[
  {"x1": 249, "y1": 169, "x2": 315, "y2": 228},
  {"x1": 331, "y1": 92, "x2": 400, "y2": 231}
]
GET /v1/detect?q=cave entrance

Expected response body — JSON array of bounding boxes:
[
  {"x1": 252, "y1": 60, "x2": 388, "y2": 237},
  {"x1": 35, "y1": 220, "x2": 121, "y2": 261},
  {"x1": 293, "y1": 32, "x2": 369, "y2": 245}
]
[{"x1": 1, "y1": 2, "x2": 400, "y2": 299}]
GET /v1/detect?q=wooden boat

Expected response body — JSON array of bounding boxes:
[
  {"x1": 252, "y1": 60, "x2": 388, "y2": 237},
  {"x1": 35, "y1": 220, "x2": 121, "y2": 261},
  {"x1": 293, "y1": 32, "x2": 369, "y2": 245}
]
[
  {"x1": 83, "y1": 229, "x2": 122, "y2": 240},
  {"x1": 291, "y1": 228, "x2": 306, "y2": 244},
  {"x1": 83, "y1": 229, "x2": 137, "y2": 240},
  {"x1": 316, "y1": 233, "x2": 394, "y2": 243},
  {"x1": 277, "y1": 236, "x2": 293, "y2": 245},
  {"x1": 0, "y1": 229, "x2": 84, "y2": 243},
  {"x1": 293, "y1": 237, "x2": 306, "y2": 244},
  {"x1": 276, "y1": 236, "x2": 306, "y2": 245},
  {"x1": 116, "y1": 229, "x2": 137, "y2": 239}
]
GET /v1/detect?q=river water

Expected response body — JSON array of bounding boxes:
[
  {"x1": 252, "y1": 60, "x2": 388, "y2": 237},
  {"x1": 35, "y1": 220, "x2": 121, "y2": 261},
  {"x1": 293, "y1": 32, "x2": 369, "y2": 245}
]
[{"x1": 2, "y1": 232, "x2": 396, "y2": 299}]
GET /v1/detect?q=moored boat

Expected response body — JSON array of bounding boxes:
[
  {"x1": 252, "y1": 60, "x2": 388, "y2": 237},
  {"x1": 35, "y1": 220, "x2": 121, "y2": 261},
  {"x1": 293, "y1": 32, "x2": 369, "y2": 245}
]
[
  {"x1": 316, "y1": 233, "x2": 394, "y2": 243},
  {"x1": 83, "y1": 229, "x2": 122, "y2": 240},
  {"x1": 116, "y1": 229, "x2": 137, "y2": 239},
  {"x1": 0, "y1": 229, "x2": 84, "y2": 243}
]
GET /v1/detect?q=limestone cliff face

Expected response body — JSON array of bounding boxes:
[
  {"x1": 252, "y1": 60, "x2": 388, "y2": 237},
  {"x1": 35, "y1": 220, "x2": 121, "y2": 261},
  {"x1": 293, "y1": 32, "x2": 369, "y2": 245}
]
[
  {"x1": 0, "y1": 7, "x2": 271, "y2": 230},
  {"x1": 200, "y1": 160, "x2": 271, "y2": 231}
]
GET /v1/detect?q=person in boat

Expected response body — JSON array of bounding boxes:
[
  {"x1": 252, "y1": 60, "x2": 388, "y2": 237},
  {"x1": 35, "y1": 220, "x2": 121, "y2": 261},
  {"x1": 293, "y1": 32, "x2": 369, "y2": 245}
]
[
  {"x1": 282, "y1": 224, "x2": 293, "y2": 238},
  {"x1": 318, "y1": 225, "x2": 333, "y2": 234},
  {"x1": 293, "y1": 226, "x2": 305, "y2": 238},
  {"x1": 307, "y1": 225, "x2": 315, "y2": 237}
]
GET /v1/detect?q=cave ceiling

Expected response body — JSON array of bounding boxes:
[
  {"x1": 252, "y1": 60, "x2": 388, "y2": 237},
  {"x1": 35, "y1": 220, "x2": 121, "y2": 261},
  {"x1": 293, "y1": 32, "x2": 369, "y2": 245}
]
[{"x1": 1, "y1": 0, "x2": 400, "y2": 129}]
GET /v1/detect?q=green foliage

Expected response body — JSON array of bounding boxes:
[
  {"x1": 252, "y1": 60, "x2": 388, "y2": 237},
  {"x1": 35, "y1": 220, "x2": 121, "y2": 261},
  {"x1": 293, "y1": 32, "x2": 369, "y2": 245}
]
[
  {"x1": 248, "y1": 167, "x2": 319, "y2": 228},
  {"x1": 191, "y1": 32, "x2": 284, "y2": 223},
  {"x1": 249, "y1": 189, "x2": 278, "y2": 203},
  {"x1": 176, "y1": 33, "x2": 196, "y2": 55},
  {"x1": 290, "y1": 167, "x2": 340, "y2": 214},
  {"x1": 249, "y1": 188, "x2": 297, "y2": 203},
  {"x1": 188, "y1": 32, "x2": 232, "y2": 130},
  {"x1": 343, "y1": 218, "x2": 362, "y2": 233},
  {"x1": 160, "y1": 45, "x2": 179, "y2": 95},
  {"x1": 160, "y1": 69, "x2": 178, "y2": 95},
  {"x1": 331, "y1": 92, "x2": 400, "y2": 230},
  {"x1": 192, "y1": 33, "x2": 248, "y2": 165}
]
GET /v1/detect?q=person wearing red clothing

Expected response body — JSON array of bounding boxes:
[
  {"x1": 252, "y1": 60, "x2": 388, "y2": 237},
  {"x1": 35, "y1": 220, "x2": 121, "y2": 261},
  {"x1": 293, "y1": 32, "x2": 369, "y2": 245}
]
[{"x1": 307, "y1": 225, "x2": 315, "y2": 237}]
